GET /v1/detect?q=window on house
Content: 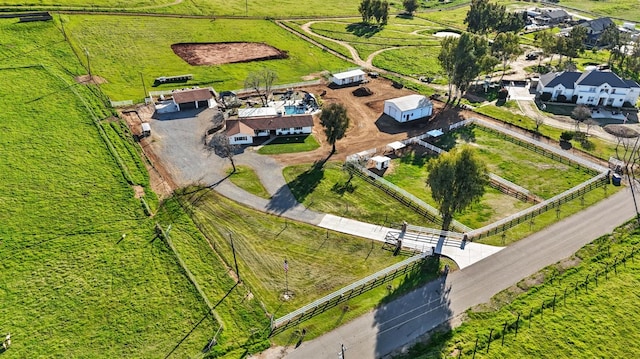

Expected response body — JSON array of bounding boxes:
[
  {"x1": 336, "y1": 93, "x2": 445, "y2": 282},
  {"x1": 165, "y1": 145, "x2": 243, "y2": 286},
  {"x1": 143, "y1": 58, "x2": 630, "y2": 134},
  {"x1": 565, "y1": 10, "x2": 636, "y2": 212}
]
[
  {"x1": 235, "y1": 136, "x2": 248, "y2": 141},
  {"x1": 589, "y1": 87, "x2": 596, "y2": 92},
  {"x1": 611, "y1": 89, "x2": 616, "y2": 94},
  {"x1": 294, "y1": 127, "x2": 303, "y2": 131},
  {"x1": 587, "y1": 97, "x2": 595, "y2": 102}
]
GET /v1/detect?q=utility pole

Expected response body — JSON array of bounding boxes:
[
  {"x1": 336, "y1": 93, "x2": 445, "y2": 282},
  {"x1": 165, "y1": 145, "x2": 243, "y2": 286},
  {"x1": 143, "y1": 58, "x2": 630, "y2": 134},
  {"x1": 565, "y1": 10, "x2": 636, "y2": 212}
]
[
  {"x1": 338, "y1": 344, "x2": 346, "y2": 359},
  {"x1": 624, "y1": 137, "x2": 640, "y2": 224},
  {"x1": 245, "y1": 0, "x2": 248, "y2": 16},
  {"x1": 84, "y1": 48, "x2": 91, "y2": 79},
  {"x1": 283, "y1": 258, "x2": 289, "y2": 296},
  {"x1": 140, "y1": 72, "x2": 147, "y2": 103}
]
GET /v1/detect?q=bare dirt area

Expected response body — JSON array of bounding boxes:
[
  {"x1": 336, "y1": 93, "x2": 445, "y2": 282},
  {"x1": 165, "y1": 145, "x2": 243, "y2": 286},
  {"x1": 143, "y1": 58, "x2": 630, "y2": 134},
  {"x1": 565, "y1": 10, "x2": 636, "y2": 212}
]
[
  {"x1": 171, "y1": 42, "x2": 288, "y2": 66},
  {"x1": 120, "y1": 106, "x2": 176, "y2": 199},
  {"x1": 270, "y1": 77, "x2": 465, "y2": 165},
  {"x1": 74, "y1": 74, "x2": 107, "y2": 85}
]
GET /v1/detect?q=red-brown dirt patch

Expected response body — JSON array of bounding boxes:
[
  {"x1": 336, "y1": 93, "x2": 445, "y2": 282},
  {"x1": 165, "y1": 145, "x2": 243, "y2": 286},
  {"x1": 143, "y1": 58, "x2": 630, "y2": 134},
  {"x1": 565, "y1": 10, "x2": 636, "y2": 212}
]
[{"x1": 171, "y1": 42, "x2": 288, "y2": 66}]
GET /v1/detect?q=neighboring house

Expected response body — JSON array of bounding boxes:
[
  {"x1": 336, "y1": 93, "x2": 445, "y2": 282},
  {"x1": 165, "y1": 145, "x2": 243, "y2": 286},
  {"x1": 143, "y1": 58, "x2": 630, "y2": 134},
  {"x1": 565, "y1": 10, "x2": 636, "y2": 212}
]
[
  {"x1": 330, "y1": 69, "x2": 366, "y2": 86},
  {"x1": 226, "y1": 114, "x2": 314, "y2": 145},
  {"x1": 383, "y1": 94, "x2": 433, "y2": 122},
  {"x1": 537, "y1": 69, "x2": 640, "y2": 107},
  {"x1": 535, "y1": 9, "x2": 571, "y2": 25},
  {"x1": 578, "y1": 17, "x2": 615, "y2": 47},
  {"x1": 172, "y1": 88, "x2": 217, "y2": 111}
]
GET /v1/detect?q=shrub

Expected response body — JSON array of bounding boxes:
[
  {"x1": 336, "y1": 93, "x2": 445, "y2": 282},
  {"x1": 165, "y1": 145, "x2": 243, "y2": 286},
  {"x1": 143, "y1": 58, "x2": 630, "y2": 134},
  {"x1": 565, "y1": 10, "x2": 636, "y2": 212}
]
[
  {"x1": 571, "y1": 95, "x2": 578, "y2": 103},
  {"x1": 497, "y1": 88, "x2": 508, "y2": 100},
  {"x1": 560, "y1": 131, "x2": 574, "y2": 141},
  {"x1": 557, "y1": 94, "x2": 567, "y2": 102},
  {"x1": 540, "y1": 92, "x2": 552, "y2": 101}
]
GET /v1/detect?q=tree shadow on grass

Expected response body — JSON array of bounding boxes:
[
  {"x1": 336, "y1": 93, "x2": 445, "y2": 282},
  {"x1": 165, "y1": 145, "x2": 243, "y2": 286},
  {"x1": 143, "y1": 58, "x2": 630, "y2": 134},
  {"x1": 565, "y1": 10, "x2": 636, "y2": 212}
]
[
  {"x1": 346, "y1": 22, "x2": 382, "y2": 38},
  {"x1": 266, "y1": 161, "x2": 324, "y2": 214}
]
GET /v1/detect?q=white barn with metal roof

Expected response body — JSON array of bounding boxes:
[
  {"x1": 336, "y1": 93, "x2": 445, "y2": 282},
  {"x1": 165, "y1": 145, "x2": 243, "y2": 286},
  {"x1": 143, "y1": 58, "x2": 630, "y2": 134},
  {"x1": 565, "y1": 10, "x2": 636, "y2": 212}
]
[
  {"x1": 330, "y1": 69, "x2": 366, "y2": 86},
  {"x1": 383, "y1": 94, "x2": 433, "y2": 122}
]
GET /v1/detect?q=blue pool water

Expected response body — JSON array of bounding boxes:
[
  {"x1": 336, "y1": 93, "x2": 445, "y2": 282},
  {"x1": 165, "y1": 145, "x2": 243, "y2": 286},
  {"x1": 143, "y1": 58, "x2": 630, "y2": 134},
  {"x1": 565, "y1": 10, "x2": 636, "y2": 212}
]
[{"x1": 285, "y1": 105, "x2": 306, "y2": 115}]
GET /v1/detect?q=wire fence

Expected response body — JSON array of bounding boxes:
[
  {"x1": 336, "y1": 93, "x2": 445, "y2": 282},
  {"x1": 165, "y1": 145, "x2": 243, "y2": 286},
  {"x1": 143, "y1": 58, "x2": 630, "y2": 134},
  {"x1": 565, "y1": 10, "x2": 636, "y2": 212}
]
[
  {"x1": 454, "y1": 244, "x2": 639, "y2": 357},
  {"x1": 270, "y1": 252, "x2": 429, "y2": 336}
]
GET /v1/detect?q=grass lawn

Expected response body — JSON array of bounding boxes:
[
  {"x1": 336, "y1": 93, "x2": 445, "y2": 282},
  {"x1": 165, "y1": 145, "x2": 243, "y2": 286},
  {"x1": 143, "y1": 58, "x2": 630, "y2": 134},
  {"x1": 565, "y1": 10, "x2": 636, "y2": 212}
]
[
  {"x1": 283, "y1": 162, "x2": 440, "y2": 227},
  {"x1": 0, "y1": 64, "x2": 215, "y2": 357},
  {"x1": 383, "y1": 149, "x2": 531, "y2": 229},
  {"x1": 64, "y1": 15, "x2": 351, "y2": 101},
  {"x1": 179, "y1": 188, "x2": 407, "y2": 316},
  {"x1": 373, "y1": 45, "x2": 443, "y2": 79},
  {"x1": 226, "y1": 165, "x2": 271, "y2": 199},
  {"x1": 399, "y1": 223, "x2": 640, "y2": 358},
  {"x1": 256, "y1": 134, "x2": 320, "y2": 155},
  {"x1": 473, "y1": 105, "x2": 618, "y2": 161}
]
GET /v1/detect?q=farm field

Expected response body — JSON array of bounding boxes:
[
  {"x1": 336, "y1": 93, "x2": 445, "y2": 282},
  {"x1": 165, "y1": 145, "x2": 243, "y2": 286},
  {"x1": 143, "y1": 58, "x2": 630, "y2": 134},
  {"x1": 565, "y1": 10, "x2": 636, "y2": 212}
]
[
  {"x1": 63, "y1": 15, "x2": 351, "y2": 101},
  {"x1": 181, "y1": 188, "x2": 407, "y2": 315},
  {"x1": 399, "y1": 223, "x2": 640, "y2": 358},
  {"x1": 0, "y1": 65, "x2": 215, "y2": 357},
  {"x1": 283, "y1": 162, "x2": 440, "y2": 227}
]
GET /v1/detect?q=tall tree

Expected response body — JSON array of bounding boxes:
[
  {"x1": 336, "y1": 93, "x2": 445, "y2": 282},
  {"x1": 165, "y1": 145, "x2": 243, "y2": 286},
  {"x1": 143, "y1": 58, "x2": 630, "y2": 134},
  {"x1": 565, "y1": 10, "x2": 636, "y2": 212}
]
[
  {"x1": 438, "y1": 35, "x2": 458, "y2": 103},
  {"x1": 244, "y1": 68, "x2": 277, "y2": 106},
  {"x1": 427, "y1": 147, "x2": 489, "y2": 230},
  {"x1": 359, "y1": 0, "x2": 373, "y2": 23},
  {"x1": 320, "y1": 103, "x2": 350, "y2": 154},
  {"x1": 563, "y1": 26, "x2": 587, "y2": 61},
  {"x1": 491, "y1": 32, "x2": 523, "y2": 81},
  {"x1": 534, "y1": 30, "x2": 556, "y2": 68},
  {"x1": 464, "y1": 0, "x2": 522, "y2": 34},
  {"x1": 600, "y1": 24, "x2": 631, "y2": 67},
  {"x1": 402, "y1": 0, "x2": 418, "y2": 15},
  {"x1": 452, "y1": 33, "x2": 489, "y2": 104}
]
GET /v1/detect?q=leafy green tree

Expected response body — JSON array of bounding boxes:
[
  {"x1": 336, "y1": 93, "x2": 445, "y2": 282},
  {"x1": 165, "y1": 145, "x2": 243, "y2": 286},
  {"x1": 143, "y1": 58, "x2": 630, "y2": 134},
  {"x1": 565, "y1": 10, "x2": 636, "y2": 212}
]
[
  {"x1": 534, "y1": 30, "x2": 556, "y2": 67},
  {"x1": 320, "y1": 103, "x2": 350, "y2": 154},
  {"x1": 438, "y1": 36, "x2": 458, "y2": 103},
  {"x1": 452, "y1": 33, "x2": 489, "y2": 104},
  {"x1": 427, "y1": 147, "x2": 489, "y2": 230},
  {"x1": 464, "y1": 0, "x2": 522, "y2": 34},
  {"x1": 563, "y1": 26, "x2": 587, "y2": 61},
  {"x1": 359, "y1": 0, "x2": 373, "y2": 23},
  {"x1": 492, "y1": 32, "x2": 523, "y2": 81},
  {"x1": 600, "y1": 24, "x2": 631, "y2": 67},
  {"x1": 402, "y1": 0, "x2": 418, "y2": 15},
  {"x1": 497, "y1": 11, "x2": 524, "y2": 33}
]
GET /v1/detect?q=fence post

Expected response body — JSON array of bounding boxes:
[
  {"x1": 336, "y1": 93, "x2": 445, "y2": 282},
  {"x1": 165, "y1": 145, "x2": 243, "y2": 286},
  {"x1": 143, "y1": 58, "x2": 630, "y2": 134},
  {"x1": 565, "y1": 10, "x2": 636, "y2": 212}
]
[
  {"x1": 584, "y1": 275, "x2": 589, "y2": 293},
  {"x1": 472, "y1": 336, "x2": 479, "y2": 359},
  {"x1": 515, "y1": 313, "x2": 520, "y2": 337},
  {"x1": 529, "y1": 308, "x2": 533, "y2": 328},
  {"x1": 487, "y1": 328, "x2": 494, "y2": 353},
  {"x1": 563, "y1": 287, "x2": 567, "y2": 306},
  {"x1": 502, "y1": 321, "x2": 507, "y2": 346},
  {"x1": 553, "y1": 292, "x2": 557, "y2": 313}
]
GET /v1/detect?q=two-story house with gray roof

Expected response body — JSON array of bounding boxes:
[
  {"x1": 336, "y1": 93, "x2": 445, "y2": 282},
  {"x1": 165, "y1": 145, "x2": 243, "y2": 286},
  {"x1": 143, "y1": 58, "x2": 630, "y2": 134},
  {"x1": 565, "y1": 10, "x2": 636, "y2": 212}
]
[{"x1": 537, "y1": 69, "x2": 640, "y2": 107}]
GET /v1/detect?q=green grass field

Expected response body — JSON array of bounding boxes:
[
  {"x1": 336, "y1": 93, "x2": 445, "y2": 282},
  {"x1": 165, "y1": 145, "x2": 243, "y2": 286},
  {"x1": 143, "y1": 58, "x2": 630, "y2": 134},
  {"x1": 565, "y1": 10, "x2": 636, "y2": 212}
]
[
  {"x1": 399, "y1": 223, "x2": 640, "y2": 358},
  {"x1": 257, "y1": 134, "x2": 320, "y2": 155},
  {"x1": 63, "y1": 15, "x2": 351, "y2": 101},
  {"x1": 284, "y1": 162, "x2": 440, "y2": 227},
  {"x1": 180, "y1": 188, "x2": 406, "y2": 315},
  {"x1": 227, "y1": 165, "x2": 271, "y2": 199},
  {"x1": 0, "y1": 65, "x2": 215, "y2": 357}
]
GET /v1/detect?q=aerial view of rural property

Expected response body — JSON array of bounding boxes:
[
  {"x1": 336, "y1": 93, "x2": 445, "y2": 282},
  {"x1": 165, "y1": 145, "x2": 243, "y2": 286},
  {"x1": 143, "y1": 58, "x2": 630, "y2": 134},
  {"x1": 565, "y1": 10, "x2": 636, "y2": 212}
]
[{"x1": 2, "y1": 0, "x2": 640, "y2": 357}]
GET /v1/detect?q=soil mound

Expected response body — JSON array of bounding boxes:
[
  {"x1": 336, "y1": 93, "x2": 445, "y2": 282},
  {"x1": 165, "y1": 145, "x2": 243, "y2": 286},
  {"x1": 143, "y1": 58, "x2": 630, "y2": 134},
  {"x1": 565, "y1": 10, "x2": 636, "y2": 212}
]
[{"x1": 352, "y1": 86, "x2": 373, "y2": 97}]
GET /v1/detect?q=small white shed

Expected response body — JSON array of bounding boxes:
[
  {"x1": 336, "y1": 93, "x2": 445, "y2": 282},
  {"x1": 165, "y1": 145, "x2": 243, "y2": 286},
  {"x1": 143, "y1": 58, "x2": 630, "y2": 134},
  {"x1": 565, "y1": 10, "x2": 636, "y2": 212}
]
[
  {"x1": 141, "y1": 122, "x2": 151, "y2": 137},
  {"x1": 370, "y1": 155, "x2": 391, "y2": 170},
  {"x1": 330, "y1": 69, "x2": 366, "y2": 86},
  {"x1": 384, "y1": 94, "x2": 433, "y2": 123}
]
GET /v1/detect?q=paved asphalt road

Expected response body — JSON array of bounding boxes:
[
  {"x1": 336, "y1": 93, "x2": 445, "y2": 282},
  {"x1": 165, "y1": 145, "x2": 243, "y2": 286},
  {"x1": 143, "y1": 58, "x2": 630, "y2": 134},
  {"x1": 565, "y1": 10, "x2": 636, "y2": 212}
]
[{"x1": 284, "y1": 186, "x2": 637, "y2": 359}]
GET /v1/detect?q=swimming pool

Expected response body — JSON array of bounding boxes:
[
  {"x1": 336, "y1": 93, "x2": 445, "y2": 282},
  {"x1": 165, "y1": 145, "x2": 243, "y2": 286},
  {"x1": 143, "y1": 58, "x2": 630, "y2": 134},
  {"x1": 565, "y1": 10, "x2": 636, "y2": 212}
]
[{"x1": 284, "y1": 105, "x2": 306, "y2": 115}]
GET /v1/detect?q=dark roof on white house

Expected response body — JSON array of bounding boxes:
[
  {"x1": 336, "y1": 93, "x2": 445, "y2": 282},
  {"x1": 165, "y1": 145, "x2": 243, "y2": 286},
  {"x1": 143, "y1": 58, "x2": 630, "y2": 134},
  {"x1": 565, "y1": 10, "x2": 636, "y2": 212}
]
[
  {"x1": 578, "y1": 17, "x2": 614, "y2": 33},
  {"x1": 542, "y1": 9, "x2": 569, "y2": 19},
  {"x1": 625, "y1": 79, "x2": 640, "y2": 88},
  {"x1": 539, "y1": 71, "x2": 581, "y2": 89},
  {"x1": 576, "y1": 70, "x2": 628, "y2": 87},
  {"x1": 226, "y1": 114, "x2": 314, "y2": 136},
  {"x1": 540, "y1": 70, "x2": 637, "y2": 90}
]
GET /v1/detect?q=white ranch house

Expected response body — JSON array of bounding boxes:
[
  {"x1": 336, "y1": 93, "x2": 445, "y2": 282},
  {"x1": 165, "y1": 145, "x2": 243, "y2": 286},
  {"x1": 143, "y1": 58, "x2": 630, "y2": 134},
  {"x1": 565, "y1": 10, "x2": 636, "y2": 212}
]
[
  {"x1": 172, "y1": 88, "x2": 217, "y2": 111},
  {"x1": 330, "y1": 69, "x2": 366, "y2": 86},
  {"x1": 383, "y1": 94, "x2": 433, "y2": 122},
  {"x1": 537, "y1": 70, "x2": 640, "y2": 107},
  {"x1": 226, "y1": 114, "x2": 314, "y2": 145}
]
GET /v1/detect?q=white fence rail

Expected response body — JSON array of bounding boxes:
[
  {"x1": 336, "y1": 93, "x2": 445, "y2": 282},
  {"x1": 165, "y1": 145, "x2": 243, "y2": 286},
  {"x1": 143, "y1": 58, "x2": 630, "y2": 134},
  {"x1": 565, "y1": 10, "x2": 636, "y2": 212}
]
[{"x1": 110, "y1": 100, "x2": 133, "y2": 107}]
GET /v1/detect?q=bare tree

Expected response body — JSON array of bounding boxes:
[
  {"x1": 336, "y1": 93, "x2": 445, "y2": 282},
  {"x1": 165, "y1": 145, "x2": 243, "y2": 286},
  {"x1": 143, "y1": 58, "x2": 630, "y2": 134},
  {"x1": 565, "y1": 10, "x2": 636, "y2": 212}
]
[
  {"x1": 571, "y1": 105, "x2": 591, "y2": 132},
  {"x1": 604, "y1": 124, "x2": 639, "y2": 159},
  {"x1": 583, "y1": 118, "x2": 599, "y2": 136},
  {"x1": 209, "y1": 133, "x2": 239, "y2": 172},
  {"x1": 244, "y1": 68, "x2": 278, "y2": 106}
]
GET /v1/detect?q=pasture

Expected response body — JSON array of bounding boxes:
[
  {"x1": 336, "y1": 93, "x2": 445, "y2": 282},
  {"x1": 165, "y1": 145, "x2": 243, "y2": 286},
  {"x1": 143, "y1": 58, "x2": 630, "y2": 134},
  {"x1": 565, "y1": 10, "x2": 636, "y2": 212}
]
[
  {"x1": 63, "y1": 15, "x2": 351, "y2": 101},
  {"x1": 0, "y1": 65, "x2": 215, "y2": 357}
]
